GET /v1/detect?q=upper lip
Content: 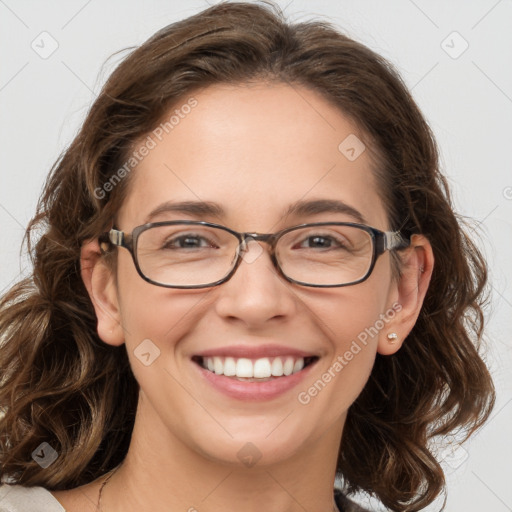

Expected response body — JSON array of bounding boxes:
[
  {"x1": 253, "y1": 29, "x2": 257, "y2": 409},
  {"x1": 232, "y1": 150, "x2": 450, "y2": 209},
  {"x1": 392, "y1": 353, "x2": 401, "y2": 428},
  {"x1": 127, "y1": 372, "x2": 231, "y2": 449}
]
[{"x1": 193, "y1": 344, "x2": 319, "y2": 359}]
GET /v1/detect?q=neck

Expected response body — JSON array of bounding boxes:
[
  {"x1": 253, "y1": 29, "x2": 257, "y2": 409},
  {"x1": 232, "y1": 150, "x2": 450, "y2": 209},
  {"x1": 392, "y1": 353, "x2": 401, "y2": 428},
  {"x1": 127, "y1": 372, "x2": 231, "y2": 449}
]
[{"x1": 100, "y1": 393, "x2": 344, "y2": 512}]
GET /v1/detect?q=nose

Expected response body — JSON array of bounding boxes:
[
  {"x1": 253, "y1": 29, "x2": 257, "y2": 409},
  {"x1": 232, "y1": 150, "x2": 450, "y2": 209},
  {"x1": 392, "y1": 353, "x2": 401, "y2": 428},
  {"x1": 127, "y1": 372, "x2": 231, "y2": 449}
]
[{"x1": 213, "y1": 238, "x2": 297, "y2": 328}]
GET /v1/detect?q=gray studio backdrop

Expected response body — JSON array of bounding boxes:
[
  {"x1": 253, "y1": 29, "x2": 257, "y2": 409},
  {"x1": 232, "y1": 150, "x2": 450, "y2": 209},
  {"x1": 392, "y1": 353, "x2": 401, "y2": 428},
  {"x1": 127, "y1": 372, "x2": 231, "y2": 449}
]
[{"x1": 1, "y1": 1, "x2": 511, "y2": 511}]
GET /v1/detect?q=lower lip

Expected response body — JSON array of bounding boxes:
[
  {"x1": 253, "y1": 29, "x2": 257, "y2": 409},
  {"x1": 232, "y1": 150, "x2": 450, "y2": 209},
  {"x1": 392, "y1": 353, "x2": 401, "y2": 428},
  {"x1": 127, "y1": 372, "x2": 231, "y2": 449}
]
[{"x1": 193, "y1": 360, "x2": 318, "y2": 401}]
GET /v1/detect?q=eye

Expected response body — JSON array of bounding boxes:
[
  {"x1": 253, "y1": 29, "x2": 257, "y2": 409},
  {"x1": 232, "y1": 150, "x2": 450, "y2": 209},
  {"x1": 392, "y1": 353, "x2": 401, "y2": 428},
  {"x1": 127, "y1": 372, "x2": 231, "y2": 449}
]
[
  {"x1": 299, "y1": 235, "x2": 340, "y2": 249},
  {"x1": 162, "y1": 233, "x2": 218, "y2": 250},
  {"x1": 293, "y1": 233, "x2": 349, "y2": 250}
]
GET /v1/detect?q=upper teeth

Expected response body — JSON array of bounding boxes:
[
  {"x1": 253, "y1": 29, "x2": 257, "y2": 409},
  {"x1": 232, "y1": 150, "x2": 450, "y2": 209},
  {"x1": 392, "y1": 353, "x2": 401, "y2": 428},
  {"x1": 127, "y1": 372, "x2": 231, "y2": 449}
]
[{"x1": 203, "y1": 356, "x2": 305, "y2": 378}]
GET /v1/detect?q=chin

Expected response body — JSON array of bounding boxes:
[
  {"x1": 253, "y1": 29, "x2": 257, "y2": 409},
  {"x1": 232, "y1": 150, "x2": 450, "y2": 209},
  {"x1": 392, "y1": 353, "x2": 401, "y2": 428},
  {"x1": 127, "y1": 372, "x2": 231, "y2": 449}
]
[{"x1": 187, "y1": 419, "x2": 313, "y2": 469}]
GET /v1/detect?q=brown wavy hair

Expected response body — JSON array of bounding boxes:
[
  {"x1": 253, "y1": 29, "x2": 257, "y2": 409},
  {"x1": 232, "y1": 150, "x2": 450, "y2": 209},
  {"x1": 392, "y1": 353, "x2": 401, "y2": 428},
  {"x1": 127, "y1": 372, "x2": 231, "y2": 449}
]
[{"x1": 0, "y1": 2, "x2": 495, "y2": 510}]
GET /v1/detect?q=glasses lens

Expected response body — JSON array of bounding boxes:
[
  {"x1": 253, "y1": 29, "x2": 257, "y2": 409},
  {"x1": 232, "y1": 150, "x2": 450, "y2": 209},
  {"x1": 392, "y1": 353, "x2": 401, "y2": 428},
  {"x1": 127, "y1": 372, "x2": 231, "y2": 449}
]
[
  {"x1": 135, "y1": 223, "x2": 374, "y2": 287},
  {"x1": 136, "y1": 224, "x2": 239, "y2": 287},
  {"x1": 276, "y1": 224, "x2": 374, "y2": 286}
]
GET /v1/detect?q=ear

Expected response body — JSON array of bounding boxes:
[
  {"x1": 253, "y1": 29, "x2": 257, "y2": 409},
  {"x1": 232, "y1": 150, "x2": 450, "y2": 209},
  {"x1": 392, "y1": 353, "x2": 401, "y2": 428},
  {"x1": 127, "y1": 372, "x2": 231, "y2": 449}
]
[
  {"x1": 80, "y1": 238, "x2": 125, "y2": 346},
  {"x1": 377, "y1": 234, "x2": 434, "y2": 355}
]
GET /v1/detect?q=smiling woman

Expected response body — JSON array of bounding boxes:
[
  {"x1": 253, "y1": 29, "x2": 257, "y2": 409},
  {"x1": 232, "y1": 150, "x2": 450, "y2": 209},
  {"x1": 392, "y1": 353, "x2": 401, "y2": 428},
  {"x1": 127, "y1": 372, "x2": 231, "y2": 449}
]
[{"x1": 0, "y1": 2, "x2": 495, "y2": 512}]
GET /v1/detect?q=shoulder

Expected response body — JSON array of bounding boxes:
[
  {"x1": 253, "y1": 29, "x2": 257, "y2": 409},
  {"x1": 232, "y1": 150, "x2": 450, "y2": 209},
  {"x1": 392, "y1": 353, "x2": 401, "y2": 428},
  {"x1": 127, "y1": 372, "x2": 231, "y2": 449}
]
[
  {"x1": 0, "y1": 484, "x2": 65, "y2": 512},
  {"x1": 334, "y1": 488, "x2": 373, "y2": 512}
]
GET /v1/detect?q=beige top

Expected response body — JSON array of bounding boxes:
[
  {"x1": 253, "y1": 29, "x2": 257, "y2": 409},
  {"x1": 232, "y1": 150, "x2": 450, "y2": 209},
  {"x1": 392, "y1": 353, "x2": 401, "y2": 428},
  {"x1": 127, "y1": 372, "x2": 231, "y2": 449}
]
[
  {"x1": 0, "y1": 484, "x2": 371, "y2": 512},
  {"x1": 0, "y1": 484, "x2": 65, "y2": 512}
]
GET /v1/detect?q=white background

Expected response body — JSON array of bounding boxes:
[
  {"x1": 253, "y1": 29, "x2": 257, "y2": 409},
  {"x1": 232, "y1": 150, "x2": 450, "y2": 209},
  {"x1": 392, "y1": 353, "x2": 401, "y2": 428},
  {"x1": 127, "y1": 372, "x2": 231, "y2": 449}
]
[{"x1": 0, "y1": 1, "x2": 511, "y2": 510}]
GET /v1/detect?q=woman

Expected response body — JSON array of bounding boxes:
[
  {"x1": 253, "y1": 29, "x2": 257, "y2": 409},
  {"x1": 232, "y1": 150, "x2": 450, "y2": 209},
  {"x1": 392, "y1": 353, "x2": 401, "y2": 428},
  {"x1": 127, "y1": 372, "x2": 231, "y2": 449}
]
[{"x1": 0, "y1": 2, "x2": 495, "y2": 511}]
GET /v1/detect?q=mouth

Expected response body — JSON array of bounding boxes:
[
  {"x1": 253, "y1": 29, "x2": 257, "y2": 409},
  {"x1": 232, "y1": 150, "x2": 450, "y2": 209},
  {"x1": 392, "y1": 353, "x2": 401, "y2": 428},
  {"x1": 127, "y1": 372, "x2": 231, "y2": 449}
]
[{"x1": 191, "y1": 355, "x2": 319, "y2": 382}]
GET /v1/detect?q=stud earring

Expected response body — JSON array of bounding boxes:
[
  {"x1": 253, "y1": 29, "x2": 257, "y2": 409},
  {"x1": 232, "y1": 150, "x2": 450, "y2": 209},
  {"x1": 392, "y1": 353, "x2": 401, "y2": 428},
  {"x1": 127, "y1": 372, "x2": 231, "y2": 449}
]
[{"x1": 387, "y1": 332, "x2": 398, "y2": 344}]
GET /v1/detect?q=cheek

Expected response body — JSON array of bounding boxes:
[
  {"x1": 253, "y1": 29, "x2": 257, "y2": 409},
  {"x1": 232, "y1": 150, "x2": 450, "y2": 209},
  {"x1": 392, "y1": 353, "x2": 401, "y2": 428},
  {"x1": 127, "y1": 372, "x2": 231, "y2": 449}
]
[
  {"x1": 119, "y1": 288, "x2": 204, "y2": 348},
  {"x1": 115, "y1": 252, "x2": 204, "y2": 355},
  {"x1": 307, "y1": 272, "x2": 392, "y2": 352},
  {"x1": 117, "y1": 285, "x2": 209, "y2": 415},
  {"x1": 297, "y1": 277, "x2": 392, "y2": 412}
]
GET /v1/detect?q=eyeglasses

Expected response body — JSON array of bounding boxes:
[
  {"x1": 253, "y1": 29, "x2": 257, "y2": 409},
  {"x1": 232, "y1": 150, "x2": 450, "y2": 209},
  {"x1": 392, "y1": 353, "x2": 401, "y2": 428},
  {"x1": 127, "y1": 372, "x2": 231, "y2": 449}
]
[{"x1": 99, "y1": 220, "x2": 411, "y2": 289}]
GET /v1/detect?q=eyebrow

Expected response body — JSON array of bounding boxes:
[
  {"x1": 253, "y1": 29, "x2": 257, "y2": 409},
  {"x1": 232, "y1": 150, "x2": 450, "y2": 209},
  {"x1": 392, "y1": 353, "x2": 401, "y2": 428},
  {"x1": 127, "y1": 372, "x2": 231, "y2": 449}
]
[{"x1": 143, "y1": 198, "x2": 367, "y2": 225}]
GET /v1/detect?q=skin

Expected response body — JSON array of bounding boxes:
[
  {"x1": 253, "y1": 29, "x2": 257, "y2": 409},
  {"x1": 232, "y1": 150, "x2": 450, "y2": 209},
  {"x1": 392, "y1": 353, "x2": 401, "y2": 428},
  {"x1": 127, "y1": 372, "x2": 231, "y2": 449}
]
[{"x1": 52, "y1": 82, "x2": 433, "y2": 512}]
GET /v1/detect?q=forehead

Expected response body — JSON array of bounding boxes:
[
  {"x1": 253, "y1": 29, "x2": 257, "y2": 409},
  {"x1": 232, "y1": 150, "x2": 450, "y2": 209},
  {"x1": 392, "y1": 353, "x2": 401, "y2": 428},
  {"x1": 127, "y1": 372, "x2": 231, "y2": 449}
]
[{"x1": 118, "y1": 82, "x2": 388, "y2": 230}]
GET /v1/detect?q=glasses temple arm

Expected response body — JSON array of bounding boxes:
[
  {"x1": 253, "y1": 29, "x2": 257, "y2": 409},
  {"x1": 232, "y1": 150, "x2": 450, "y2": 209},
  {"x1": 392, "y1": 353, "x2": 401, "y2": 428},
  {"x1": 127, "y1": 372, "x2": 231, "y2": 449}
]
[
  {"x1": 382, "y1": 230, "x2": 412, "y2": 252},
  {"x1": 98, "y1": 228, "x2": 127, "y2": 252}
]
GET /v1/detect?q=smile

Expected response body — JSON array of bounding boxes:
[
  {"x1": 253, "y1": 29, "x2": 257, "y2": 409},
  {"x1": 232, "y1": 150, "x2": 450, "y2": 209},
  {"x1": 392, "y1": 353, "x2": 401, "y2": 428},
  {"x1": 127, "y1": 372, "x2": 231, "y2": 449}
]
[
  {"x1": 191, "y1": 347, "x2": 320, "y2": 401},
  {"x1": 192, "y1": 355, "x2": 319, "y2": 381}
]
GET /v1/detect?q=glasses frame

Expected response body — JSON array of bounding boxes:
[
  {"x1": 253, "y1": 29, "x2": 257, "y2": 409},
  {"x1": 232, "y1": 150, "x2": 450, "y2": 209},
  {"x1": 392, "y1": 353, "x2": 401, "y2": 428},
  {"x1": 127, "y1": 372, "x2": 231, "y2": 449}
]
[{"x1": 99, "y1": 220, "x2": 411, "y2": 289}]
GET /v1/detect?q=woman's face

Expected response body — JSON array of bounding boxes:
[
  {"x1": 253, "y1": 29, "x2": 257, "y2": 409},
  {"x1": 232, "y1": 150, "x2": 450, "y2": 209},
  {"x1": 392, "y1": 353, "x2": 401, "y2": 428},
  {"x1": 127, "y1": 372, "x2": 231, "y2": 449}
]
[{"x1": 96, "y1": 82, "x2": 404, "y2": 468}]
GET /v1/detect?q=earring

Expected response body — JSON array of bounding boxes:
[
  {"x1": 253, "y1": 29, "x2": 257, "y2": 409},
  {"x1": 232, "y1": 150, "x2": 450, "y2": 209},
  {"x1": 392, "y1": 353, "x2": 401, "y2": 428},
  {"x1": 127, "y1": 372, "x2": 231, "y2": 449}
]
[
  {"x1": 387, "y1": 332, "x2": 398, "y2": 344},
  {"x1": 419, "y1": 265, "x2": 425, "y2": 273}
]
